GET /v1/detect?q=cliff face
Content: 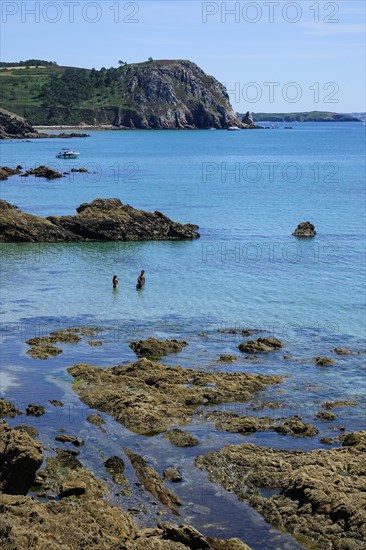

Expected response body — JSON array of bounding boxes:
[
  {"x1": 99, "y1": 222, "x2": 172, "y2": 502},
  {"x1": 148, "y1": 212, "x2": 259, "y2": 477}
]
[
  {"x1": 113, "y1": 60, "x2": 245, "y2": 129},
  {"x1": 0, "y1": 60, "x2": 249, "y2": 129},
  {"x1": 0, "y1": 108, "x2": 38, "y2": 139}
]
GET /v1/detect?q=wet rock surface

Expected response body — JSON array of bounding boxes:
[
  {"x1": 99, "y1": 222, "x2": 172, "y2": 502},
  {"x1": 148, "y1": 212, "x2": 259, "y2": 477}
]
[
  {"x1": 26, "y1": 404, "x2": 46, "y2": 417},
  {"x1": 164, "y1": 429, "x2": 199, "y2": 447},
  {"x1": 0, "y1": 398, "x2": 22, "y2": 418},
  {"x1": 130, "y1": 337, "x2": 188, "y2": 358},
  {"x1": 0, "y1": 198, "x2": 199, "y2": 242},
  {"x1": 196, "y1": 432, "x2": 366, "y2": 549},
  {"x1": 55, "y1": 433, "x2": 84, "y2": 446},
  {"x1": 0, "y1": 422, "x2": 43, "y2": 494},
  {"x1": 124, "y1": 448, "x2": 181, "y2": 514},
  {"x1": 332, "y1": 347, "x2": 365, "y2": 356},
  {"x1": 315, "y1": 356, "x2": 335, "y2": 366},
  {"x1": 68, "y1": 357, "x2": 282, "y2": 434},
  {"x1": 292, "y1": 221, "x2": 317, "y2": 237},
  {"x1": 24, "y1": 165, "x2": 63, "y2": 179},
  {"x1": 239, "y1": 338, "x2": 283, "y2": 353}
]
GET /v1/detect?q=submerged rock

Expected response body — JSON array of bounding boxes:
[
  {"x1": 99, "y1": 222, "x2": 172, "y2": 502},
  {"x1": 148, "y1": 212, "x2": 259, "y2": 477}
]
[
  {"x1": 129, "y1": 337, "x2": 188, "y2": 358},
  {"x1": 163, "y1": 467, "x2": 182, "y2": 483},
  {"x1": 315, "y1": 411, "x2": 338, "y2": 421},
  {"x1": 55, "y1": 434, "x2": 84, "y2": 447},
  {"x1": 124, "y1": 448, "x2": 181, "y2": 513},
  {"x1": 314, "y1": 356, "x2": 335, "y2": 366},
  {"x1": 0, "y1": 199, "x2": 199, "y2": 242},
  {"x1": 239, "y1": 338, "x2": 283, "y2": 353},
  {"x1": 292, "y1": 221, "x2": 316, "y2": 237}
]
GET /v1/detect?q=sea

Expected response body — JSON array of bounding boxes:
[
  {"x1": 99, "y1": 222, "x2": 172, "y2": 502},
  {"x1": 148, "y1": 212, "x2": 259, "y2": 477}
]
[{"x1": 0, "y1": 122, "x2": 365, "y2": 549}]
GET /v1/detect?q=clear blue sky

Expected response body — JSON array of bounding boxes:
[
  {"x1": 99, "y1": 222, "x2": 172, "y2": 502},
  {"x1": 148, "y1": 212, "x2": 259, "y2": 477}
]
[{"x1": 1, "y1": 0, "x2": 365, "y2": 112}]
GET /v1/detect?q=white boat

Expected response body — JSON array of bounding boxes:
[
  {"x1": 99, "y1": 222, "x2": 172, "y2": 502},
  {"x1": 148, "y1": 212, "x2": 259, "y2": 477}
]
[
  {"x1": 56, "y1": 149, "x2": 80, "y2": 159},
  {"x1": 227, "y1": 126, "x2": 241, "y2": 131}
]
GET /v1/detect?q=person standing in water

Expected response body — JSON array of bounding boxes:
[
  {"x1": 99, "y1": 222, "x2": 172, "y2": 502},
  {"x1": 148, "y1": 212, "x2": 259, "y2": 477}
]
[
  {"x1": 136, "y1": 270, "x2": 145, "y2": 289},
  {"x1": 112, "y1": 275, "x2": 119, "y2": 289}
]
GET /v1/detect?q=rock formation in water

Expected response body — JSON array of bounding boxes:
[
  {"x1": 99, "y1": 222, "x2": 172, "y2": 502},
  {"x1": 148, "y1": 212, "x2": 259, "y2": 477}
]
[
  {"x1": 292, "y1": 221, "x2": 317, "y2": 237},
  {"x1": 0, "y1": 198, "x2": 200, "y2": 242}
]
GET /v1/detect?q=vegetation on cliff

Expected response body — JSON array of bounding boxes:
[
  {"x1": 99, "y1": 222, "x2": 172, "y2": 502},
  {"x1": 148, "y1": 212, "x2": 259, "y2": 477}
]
[{"x1": 0, "y1": 59, "x2": 245, "y2": 128}]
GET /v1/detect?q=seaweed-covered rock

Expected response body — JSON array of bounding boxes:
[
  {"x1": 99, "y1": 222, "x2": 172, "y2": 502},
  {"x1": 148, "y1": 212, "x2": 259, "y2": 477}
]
[
  {"x1": 314, "y1": 356, "x2": 335, "y2": 366},
  {"x1": 129, "y1": 338, "x2": 188, "y2": 358},
  {"x1": 68, "y1": 358, "x2": 282, "y2": 434},
  {"x1": 239, "y1": 338, "x2": 283, "y2": 354},
  {"x1": 164, "y1": 429, "x2": 199, "y2": 447},
  {"x1": 0, "y1": 422, "x2": 43, "y2": 494},
  {"x1": 196, "y1": 436, "x2": 366, "y2": 549}
]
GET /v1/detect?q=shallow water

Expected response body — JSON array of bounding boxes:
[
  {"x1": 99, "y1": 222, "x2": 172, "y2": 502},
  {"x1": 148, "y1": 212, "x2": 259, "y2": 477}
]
[{"x1": 1, "y1": 123, "x2": 365, "y2": 548}]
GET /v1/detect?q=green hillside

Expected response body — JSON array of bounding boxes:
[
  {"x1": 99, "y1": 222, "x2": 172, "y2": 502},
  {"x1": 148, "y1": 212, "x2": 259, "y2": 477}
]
[{"x1": 0, "y1": 59, "x2": 243, "y2": 129}]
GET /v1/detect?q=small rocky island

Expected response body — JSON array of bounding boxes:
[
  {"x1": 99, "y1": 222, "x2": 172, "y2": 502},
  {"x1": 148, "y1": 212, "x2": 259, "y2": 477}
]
[
  {"x1": 0, "y1": 198, "x2": 199, "y2": 242},
  {"x1": 292, "y1": 221, "x2": 317, "y2": 237}
]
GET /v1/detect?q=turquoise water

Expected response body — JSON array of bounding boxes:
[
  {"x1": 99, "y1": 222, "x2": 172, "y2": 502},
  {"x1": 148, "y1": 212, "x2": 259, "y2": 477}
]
[{"x1": 1, "y1": 123, "x2": 365, "y2": 549}]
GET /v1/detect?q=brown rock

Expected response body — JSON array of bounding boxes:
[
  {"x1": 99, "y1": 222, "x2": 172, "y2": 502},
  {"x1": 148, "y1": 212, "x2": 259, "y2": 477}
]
[
  {"x1": 129, "y1": 337, "x2": 188, "y2": 358},
  {"x1": 0, "y1": 422, "x2": 43, "y2": 494},
  {"x1": 0, "y1": 199, "x2": 199, "y2": 242},
  {"x1": 124, "y1": 448, "x2": 181, "y2": 513},
  {"x1": 315, "y1": 411, "x2": 337, "y2": 421},
  {"x1": 196, "y1": 438, "x2": 366, "y2": 549},
  {"x1": 158, "y1": 522, "x2": 210, "y2": 549},
  {"x1": 239, "y1": 338, "x2": 283, "y2": 353},
  {"x1": 163, "y1": 467, "x2": 182, "y2": 482},
  {"x1": 68, "y1": 358, "x2": 282, "y2": 435},
  {"x1": 275, "y1": 417, "x2": 318, "y2": 437},
  {"x1": 314, "y1": 357, "x2": 335, "y2": 366},
  {"x1": 164, "y1": 429, "x2": 199, "y2": 447},
  {"x1": 26, "y1": 403, "x2": 45, "y2": 417},
  {"x1": 55, "y1": 434, "x2": 84, "y2": 447},
  {"x1": 59, "y1": 480, "x2": 86, "y2": 497},
  {"x1": 292, "y1": 221, "x2": 316, "y2": 237},
  {"x1": 0, "y1": 398, "x2": 21, "y2": 418}
]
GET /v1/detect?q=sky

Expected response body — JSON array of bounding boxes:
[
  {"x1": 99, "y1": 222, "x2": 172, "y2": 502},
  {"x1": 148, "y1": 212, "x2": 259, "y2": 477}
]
[{"x1": 1, "y1": 0, "x2": 365, "y2": 112}]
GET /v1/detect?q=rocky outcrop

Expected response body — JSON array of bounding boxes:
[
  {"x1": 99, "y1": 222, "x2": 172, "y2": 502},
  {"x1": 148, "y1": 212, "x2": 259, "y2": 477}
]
[
  {"x1": 124, "y1": 448, "x2": 181, "y2": 513},
  {"x1": 0, "y1": 108, "x2": 88, "y2": 139},
  {"x1": 292, "y1": 221, "x2": 317, "y2": 237},
  {"x1": 0, "y1": 199, "x2": 199, "y2": 242},
  {"x1": 129, "y1": 338, "x2": 188, "y2": 358},
  {"x1": 105, "y1": 60, "x2": 245, "y2": 130},
  {"x1": 0, "y1": 422, "x2": 43, "y2": 494},
  {"x1": 68, "y1": 358, "x2": 282, "y2": 434},
  {"x1": 163, "y1": 429, "x2": 199, "y2": 447},
  {"x1": 196, "y1": 433, "x2": 366, "y2": 549},
  {"x1": 239, "y1": 338, "x2": 283, "y2": 353}
]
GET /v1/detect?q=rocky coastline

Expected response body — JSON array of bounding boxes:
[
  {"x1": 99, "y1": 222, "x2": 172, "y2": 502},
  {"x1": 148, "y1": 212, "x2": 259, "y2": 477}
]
[
  {"x1": 0, "y1": 198, "x2": 200, "y2": 242},
  {"x1": 1, "y1": 328, "x2": 365, "y2": 549},
  {"x1": 0, "y1": 109, "x2": 88, "y2": 139}
]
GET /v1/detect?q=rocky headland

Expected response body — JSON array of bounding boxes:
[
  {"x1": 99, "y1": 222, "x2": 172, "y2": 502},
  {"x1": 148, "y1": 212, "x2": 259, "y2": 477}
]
[{"x1": 0, "y1": 198, "x2": 199, "y2": 242}]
